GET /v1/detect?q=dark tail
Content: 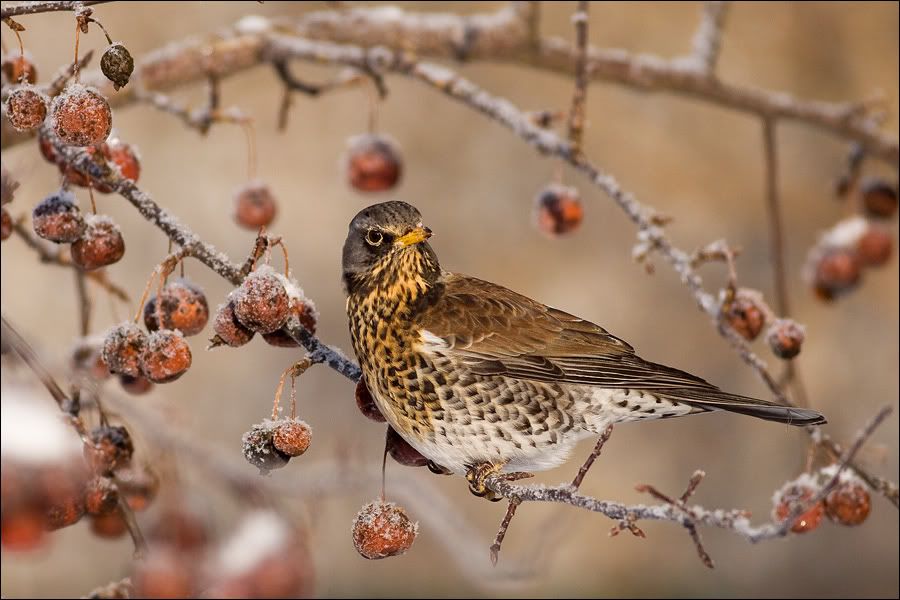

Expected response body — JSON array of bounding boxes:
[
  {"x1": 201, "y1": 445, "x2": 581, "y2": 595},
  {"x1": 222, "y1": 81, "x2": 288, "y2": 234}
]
[{"x1": 662, "y1": 388, "x2": 826, "y2": 426}]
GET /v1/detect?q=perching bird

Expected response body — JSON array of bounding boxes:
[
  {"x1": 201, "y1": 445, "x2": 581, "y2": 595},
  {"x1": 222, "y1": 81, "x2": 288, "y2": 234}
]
[{"x1": 342, "y1": 201, "x2": 825, "y2": 498}]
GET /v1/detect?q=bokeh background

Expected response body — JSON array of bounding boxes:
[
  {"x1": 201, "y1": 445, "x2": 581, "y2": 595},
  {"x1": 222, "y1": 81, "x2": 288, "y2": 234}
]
[{"x1": 1, "y1": 1, "x2": 898, "y2": 597}]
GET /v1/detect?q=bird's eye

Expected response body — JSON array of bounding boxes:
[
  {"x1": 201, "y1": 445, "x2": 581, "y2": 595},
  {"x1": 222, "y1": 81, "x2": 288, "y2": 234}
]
[{"x1": 365, "y1": 229, "x2": 384, "y2": 246}]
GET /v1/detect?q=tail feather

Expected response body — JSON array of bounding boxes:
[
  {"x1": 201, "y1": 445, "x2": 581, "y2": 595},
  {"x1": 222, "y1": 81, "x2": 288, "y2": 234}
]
[{"x1": 661, "y1": 388, "x2": 826, "y2": 426}]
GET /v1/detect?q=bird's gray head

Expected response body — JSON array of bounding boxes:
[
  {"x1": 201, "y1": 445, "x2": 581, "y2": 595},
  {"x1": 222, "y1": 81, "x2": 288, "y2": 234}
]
[{"x1": 342, "y1": 201, "x2": 439, "y2": 295}]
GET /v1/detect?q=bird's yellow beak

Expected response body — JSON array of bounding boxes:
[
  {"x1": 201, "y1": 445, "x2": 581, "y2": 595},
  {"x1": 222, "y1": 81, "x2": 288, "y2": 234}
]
[{"x1": 395, "y1": 226, "x2": 433, "y2": 247}]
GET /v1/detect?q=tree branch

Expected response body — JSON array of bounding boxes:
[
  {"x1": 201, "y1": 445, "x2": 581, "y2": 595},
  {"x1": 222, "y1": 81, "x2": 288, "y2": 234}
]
[
  {"x1": 687, "y1": 1, "x2": 730, "y2": 75},
  {"x1": 1, "y1": 0, "x2": 112, "y2": 19}
]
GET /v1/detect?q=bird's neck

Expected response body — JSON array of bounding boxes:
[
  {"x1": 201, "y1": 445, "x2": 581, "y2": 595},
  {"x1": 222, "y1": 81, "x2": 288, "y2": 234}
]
[{"x1": 350, "y1": 245, "x2": 442, "y2": 319}]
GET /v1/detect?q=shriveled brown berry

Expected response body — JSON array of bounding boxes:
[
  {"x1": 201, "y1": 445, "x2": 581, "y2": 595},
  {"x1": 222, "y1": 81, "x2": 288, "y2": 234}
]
[
  {"x1": 211, "y1": 301, "x2": 254, "y2": 347},
  {"x1": 102, "y1": 322, "x2": 147, "y2": 377},
  {"x1": 144, "y1": 278, "x2": 209, "y2": 336},
  {"x1": 386, "y1": 426, "x2": 428, "y2": 467},
  {"x1": 232, "y1": 267, "x2": 290, "y2": 334},
  {"x1": 261, "y1": 297, "x2": 317, "y2": 347},
  {"x1": 242, "y1": 422, "x2": 291, "y2": 475},
  {"x1": 45, "y1": 493, "x2": 85, "y2": 530},
  {"x1": 139, "y1": 329, "x2": 192, "y2": 383},
  {"x1": 1, "y1": 208, "x2": 11, "y2": 241},
  {"x1": 772, "y1": 480, "x2": 824, "y2": 534},
  {"x1": 860, "y1": 178, "x2": 898, "y2": 219},
  {"x1": 1, "y1": 511, "x2": 46, "y2": 551},
  {"x1": 132, "y1": 547, "x2": 196, "y2": 599},
  {"x1": 825, "y1": 483, "x2": 871, "y2": 526},
  {"x1": 51, "y1": 84, "x2": 112, "y2": 146},
  {"x1": 84, "y1": 425, "x2": 134, "y2": 475},
  {"x1": 534, "y1": 183, "x2": 584, "y2": 237},
  {"x1": 115, "y1": 466, "x2": 159, "y2": 512},
  {"x1": 5, "y1": 86, "x2": 48, "y2": 132},
  {"x1": 100, "y1": 43, "x2": 134, "y2": 91},
  {"x1": 352, "y1": 500, "x2": 417, "y2": 559},
  {"x1": 813, "y1": 248, "x2": 861, "y2": 300},
  {"x1": 119, "y1": 374, "x2": 154, "y2": 395},
  {"x1": 233, "y1": 181, "x2": 277, "y2": 229},
  {"x1": 723, "y1": 289, "x2": 767, "y2": 341},
  {"x1": 345, "y1": 134, "x2": 403, "y2": 192},
  {"x1": 272, "y1": 419, "x2": 312, "y2": 457},
  {"x1": 84, "y1": 476, "x2": 119, "y2": 516},
  {"x1": 32, "y1": 189, "x2": 85, "y2": 243},
  {"x1": 766, "y1": 318, "x2": 805, "y2": 360},
  {"x1": 71, "y1": 215, "x2": 125, "y2": 270},
  {"x1": 89, "y1": 509, "x2": 128, "y2": 539},
  {"x1": 856, "y1": 224, "x2": 892, "y2": 267},
  {"x1": 355, "y1": 378, "x2": 385, "y2": 422},
  {"x1": 1, "y1": 53, "x2": 37, "y2": 84}
]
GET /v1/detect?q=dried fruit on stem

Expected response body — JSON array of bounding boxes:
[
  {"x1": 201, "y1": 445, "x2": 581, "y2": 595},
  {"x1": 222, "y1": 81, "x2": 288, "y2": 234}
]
[
  {"x1": 345, "y1": 134, "x2": 403, "y2": 193},
  {"x1": 71, "y1": 215, "x2": 126, "y2": 270},
  {"x1": 351, "y1": 500, "x2": 417, "y2": 559},
  {"x1": 5, "y1": 86, "x2": 48, "y2": 132},
  {"x1": 51, "y1": 84, "x2": 112, "y2": 147},
  {"x1": 534, "y1": 183, "x2": 584, "y2": 237},
  {"x1": 32, "y1": 190, "x2": 85, "y2": 243},
  {"x1": 139, "y1": 329, "x2": 192, "y2": 383}
]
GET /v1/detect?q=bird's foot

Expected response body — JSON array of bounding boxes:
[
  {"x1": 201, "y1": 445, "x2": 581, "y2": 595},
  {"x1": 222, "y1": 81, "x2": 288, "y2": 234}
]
[
  {"x1": 426, "y1": 460, "x2": 452, "y2": 475},
  {"x1": 465, "y1": 461, "x2": 507, "y2": 502}
]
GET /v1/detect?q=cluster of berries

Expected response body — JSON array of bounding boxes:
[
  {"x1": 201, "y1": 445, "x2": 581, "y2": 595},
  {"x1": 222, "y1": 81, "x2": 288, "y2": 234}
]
[{"x1": 772, "y1": 465, "x2": 872, "y2": 534}]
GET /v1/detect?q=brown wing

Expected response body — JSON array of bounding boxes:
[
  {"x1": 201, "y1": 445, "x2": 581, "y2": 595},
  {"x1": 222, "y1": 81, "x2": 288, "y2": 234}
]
[{"x1": 416, "y1": 274, "x2": 825, "y2": 426}]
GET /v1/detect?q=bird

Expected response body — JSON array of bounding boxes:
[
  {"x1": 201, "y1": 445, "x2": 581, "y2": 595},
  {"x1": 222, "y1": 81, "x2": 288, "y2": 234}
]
[{"x1": 342, "y1": 201, "x2": 826, "y2": 499}]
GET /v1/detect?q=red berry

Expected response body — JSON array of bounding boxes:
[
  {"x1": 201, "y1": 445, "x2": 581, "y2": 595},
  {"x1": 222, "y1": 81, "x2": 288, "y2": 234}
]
[
  {"x1": 119, "y1": 374, "x2": 154, "y2": 395},
  {"x1": 115, "y1": 466, "x2": 159, "y2": 512},
  {"x1": 860, "y1": 178, "x2": 898, "y2": 219},
  {"x1": 241, "y1": 422, "x2": 291, "y2": 475},
  {"x1": 144, "y1": 278, "x2": 209, "y2": 336},
  {"x1": 96, "y1": 137, "x2": 141, "y2": 192},
  {"x1": 534, "y1": 183, "x2": 584, "y2": 237},
  {"x1": 132, "y1": 548, "x2": 197, "y2": 600},
  {"x1": 856, "y1": 224, "x2": 892, "y2": 267},
  {"x1": 723, "y1": 289, "x2": 767, "y2": 341},
  {"x1": 1, "y1": 510, "x2": 47, "y2": 551},
  {"x1": 813, "y1": 247, "x2": 861, "y2": 300},
  {"x1": 355, "y1": 378, "x2": 385, "y2": 422},
  {"x1": 1, "y1": 208, "x2": 11, "y2": 241},
  {"x1": 84, "y1": 477, "x2": 119, "y2": 516},
  {"x1": 45, "y1": 493, "x2": 86, "y2": 530},
  {"x1": 32, "y1": 190, "x2": 85, "y2": 243},
  {"x1": 261, "y1": 297, "x2": 317, "y2": 347},
  {"x1": 271, "y1": 419, "x2": 312, "y2": 457},
  {"x1": 139, "y1": 329, "x2": 192, "y2": 383},
  {"x1": 51, "y1": 84, "x2": 112, "y2": 147},
  {"x1": 825, "y1": 482, "x2": 871, "y2": 526},
  {"x1": 71, "y1": 215, "x2": 125, "y2": 270},
  {"x1": 100, "y1": 43, "x2": 134, "y2": 91},
  {"x1": 84, "y1": 425, "x2": 134, "y2": 476},
  {"x1": 71, "y1": 335, "x2": 112, "y2": 382},
  {"x1": 766, "y1": 318, "x2": 805, "y2": 360},
  {"x1": 211, "y1": 301, "x2": 255, "y2": 347},
  {"x1": 233, "y1": 181, "x2": 277, "y2": 229},
  {"x1": 1, "y1": 52, "x2": 37, "y2": 84},
  {"x1": 232, "y1": 267, "x2": 290, "y2": 334},
  {"x1": 351, "y1": 500, "x2": 417, "y2": 559},
  {"x1": 5, "y1": 86, "x2": 48, "y2": 132},
  {"x1": 386, "y1": 426, "x2": 428, "y2": 467},
  {"x1": 147, "y1": 504, "x2": 210, "y2": 552},
  {"x1": 345, "y1": 134, "x2": 403, "y2": 192},
  {"x1": 89, "y1": 508, "x2": 128, "y2": 539},
  {"x1": 772, "y1": 479, "x2": 824, "y2": 534},
  {"x1": 102, "y1": 322, "x2": 147, "y2": 378}
]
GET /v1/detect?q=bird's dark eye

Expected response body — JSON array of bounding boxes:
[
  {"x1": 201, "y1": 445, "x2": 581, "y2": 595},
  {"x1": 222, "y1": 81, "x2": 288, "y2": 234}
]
[{"x1": 365, "y1": 229, "x2": 384, "y2": 246}]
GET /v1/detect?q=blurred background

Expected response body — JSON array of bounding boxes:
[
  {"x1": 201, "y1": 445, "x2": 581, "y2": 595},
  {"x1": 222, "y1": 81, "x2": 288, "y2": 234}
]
[{"x1": 1, "y1": 1, "x2": 897, "y2": 597}]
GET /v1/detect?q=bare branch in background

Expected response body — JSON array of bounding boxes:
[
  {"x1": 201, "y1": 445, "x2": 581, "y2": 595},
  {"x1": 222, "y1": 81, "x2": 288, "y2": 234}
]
[{"x1": 688, "y1": 1, "x2": 730, "y2": 75}]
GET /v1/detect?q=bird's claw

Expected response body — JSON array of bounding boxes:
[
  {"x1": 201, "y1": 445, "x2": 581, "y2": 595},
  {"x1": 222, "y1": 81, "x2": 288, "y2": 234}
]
[{"x1": 466, "y1": 462, "x2": 505, "y2": 502}]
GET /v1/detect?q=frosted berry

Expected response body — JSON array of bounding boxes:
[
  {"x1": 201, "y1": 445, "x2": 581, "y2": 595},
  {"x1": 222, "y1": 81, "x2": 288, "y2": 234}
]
[
  {"x1": 100, "y1": 43, "x2": 134, "y2": 91},
  {"x1": 89, "y1": 509, "x2": 128, "y2": 539},
  {"x1": 211, "y1": 301, "x2": 254, "y2": 347},
  {"x1": 94, "y1": 137, "x2": 140, "y2": 193},
  {"x1": 84, "y1": 477, "x2": 119, "y2": 516},
  {"x1": 144, "y1": 278, "x2": 209, "y2": 336},
  {"x1": 345, "y1": 134, "x2": 403, "y2": 192},
  {"x1": 32, "y1": 190, "x2": 85, "y2": 243},
  {"x1": 84, "y1": 425, "x2": 134, "y2": 475},
  {"x1": 242, "y1": 422, "x2": 290, "y2": 475},
  {"x1": 1, "y1": 52, "x2": 37, "y2": 84},
  {"x1": 261, "y1": 297, "x2": 317, "y2": 347},
  {"x1": 813, "y1": 248, "x2": 861, "y2": 301},
  {"x1": 102, "y1": 322, "x2": 147, "y2": 378},
  {"x1": 860, "y1": 178, "x2": 898, "y2": 219},
  {"x1": 534, "y1": 183, "x2": 584, "y2": 237},
  {"x1": 45, "y1": 494, "x2": 85, "y2": 530},
  {"x1": 355, "y1": 378, "x2": 385, "y2": 422},
  {"x1": 51, "y1": 84, "x2": 112, "y2": 146},
  {"x1": 351, "y1": 500, "x2": 417, "y2": 559},
  {"x1": 119, "y1": 374, "x2": 154, "y2": 395},
  {"x1": 5, "y1": 86, "x2": 48, "y2": 132},
  {"x1": 386, "y1": 426, "x2": 428, "y2": 467},
  {"x1": 766, "y1": 319, "x2": 805, "y2": 360},
  {"x1": 232, "y1": 268, "x2": 290, "y2": 334},
  {"x1": 856, "y1": 224, "x2": 892, "y2": 267},
  {"x1": 233, "y1": 181, "x2": 277, "y2": 229},
  {"x1": 825, "y1": 482, "x2": 871, "y2": 527},
  {"x1": 71, "y1": 215, "x2": 125, "y2": 270},
  {"x1": 139, "y1": 329, "x2": 192, "y2": 383},
  {"x1": 1, "y1": 208, "x2": 11, "y2": 241},
  {"x1": 772, "y1": 480, "x2": 824, "y2": 534},
  {"x1": 272, "y1": 419, "x2": 312, "y2": 457},
  {"x1": 723, "y1": 289, "x2": 767, "y2": 341}
]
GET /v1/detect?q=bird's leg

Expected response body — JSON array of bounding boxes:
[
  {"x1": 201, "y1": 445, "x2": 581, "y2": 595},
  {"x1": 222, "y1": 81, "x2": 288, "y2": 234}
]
[{"x1": 466, "y1": 461, "x2": 509, "y2": 502}]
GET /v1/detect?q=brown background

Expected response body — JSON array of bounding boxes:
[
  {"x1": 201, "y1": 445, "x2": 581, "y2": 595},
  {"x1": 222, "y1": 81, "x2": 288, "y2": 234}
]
[{"x1": 1, "y1": 1, "x2": 898, "y2": 597}]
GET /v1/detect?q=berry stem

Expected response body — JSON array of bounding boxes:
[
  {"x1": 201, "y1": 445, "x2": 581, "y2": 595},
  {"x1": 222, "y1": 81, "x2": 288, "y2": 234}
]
[
  {"x1": 289, "y1": 376, "x2": 297, "y2": 419},
  {"x1": 270, "y1": 237, "x2": 290, "y2": 277},
  {"x1": 133, "y1": 267, "x2": 160, "y2": 324},
  {"x1": 365, "y1": 77, "x2": 379, "y2": 133},
  {"x1": 86, "y1": 16, "x2": 114, "y2": 45},
  {"x1": 87, "y1": 184, "x2": 97, "y2": 214},
  {"x1": 272, "y1": 365, "x2": 292, "y2": 421},
  {"x1": 73, "y1": 20, "x2": 81, "y2": 83},
  {"x1": 241, "y1": 119, "x2": 258, "y2": 181}
]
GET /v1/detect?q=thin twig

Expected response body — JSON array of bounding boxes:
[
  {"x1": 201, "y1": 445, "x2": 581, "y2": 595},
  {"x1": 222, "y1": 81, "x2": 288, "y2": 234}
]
[
  {"x1": 1, "y1": 1, "x2": 112, "y2": 19},
  {"x1": 566, "y1": 1, "x2": 589, "y2": 157},
  {"x1": 74, "y1": 269, "x2": 91, "y2": 336},
  {"x1": 571, "y1": 424, "x2": 614, "y2": 489},
  {"x1": 688, "y1": 1, "x2": 730, "y2": 75}
]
